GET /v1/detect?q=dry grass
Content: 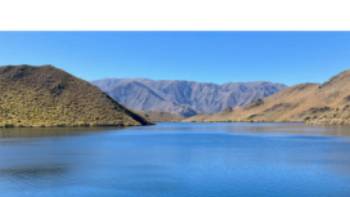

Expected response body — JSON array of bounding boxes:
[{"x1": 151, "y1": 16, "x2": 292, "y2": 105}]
[
  {"x1": 0, "y1": 65, "x2": 150, "y2": 127},
  {"x1": 138, "y1": 111, "x2": 184, "y2": 122},
  {"x1": 187, "y1": 70, "x2": 350, "y2": 125}
]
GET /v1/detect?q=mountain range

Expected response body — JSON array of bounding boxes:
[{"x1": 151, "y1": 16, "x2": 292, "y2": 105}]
[
  {"x1": 92, "y1": 78, "x2": 286, "y2": 119},
  {"x1": 2, "y1": 64, "x2": 350, "y2": 126},
  {"x1": 0, "y1": 65, "x2": 150, "y2": 127},
  {"x1": 187, "y1": 69, "x2": 350, "y2": 125}
]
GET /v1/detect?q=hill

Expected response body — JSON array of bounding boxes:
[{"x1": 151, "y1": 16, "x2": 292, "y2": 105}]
[
  {"x1": 186, "y1": 70, "x2": 350, "y2": 125},
  {"x1": 0, "y1": 65, "x2": 150, "y2": 127},
  {"x1": 92, "y1": 79, "x2": 286, "y2": 118},
  {"x1": 137, "y1": 111, "x2": 184, "y2": 122}
]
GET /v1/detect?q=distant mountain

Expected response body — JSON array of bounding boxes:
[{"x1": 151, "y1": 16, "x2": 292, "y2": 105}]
[
  {"x1": 92, "y1": 78, "x2": 286, "y2": 118},
  {"x1": 0, "y1": 65, "x2": 150, "y2": 127},
  {"x1": 187, "y1": 69, "x2": 350, "y2": 125}
]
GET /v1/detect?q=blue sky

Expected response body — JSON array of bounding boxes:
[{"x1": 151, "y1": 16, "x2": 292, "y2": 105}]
[{"x1": 0, "y1": 32, "x2": 349, "y2": 85}]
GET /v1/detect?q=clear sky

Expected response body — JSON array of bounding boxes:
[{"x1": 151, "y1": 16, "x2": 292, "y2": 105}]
[{"x1": 0, "y1": 31, "x2": 349, "y2": 85}]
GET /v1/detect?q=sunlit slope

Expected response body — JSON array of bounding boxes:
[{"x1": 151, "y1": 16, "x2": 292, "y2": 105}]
[
  {"x1": 0, "y1": 65, "x2": 150, "y2": 127},
  {"x1": 187, "y1": 70, "x2": 350, "y2": 125}
]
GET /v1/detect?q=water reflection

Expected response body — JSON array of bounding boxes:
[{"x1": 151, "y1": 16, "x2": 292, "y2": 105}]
[
  {"x1": 0, "y1": 164, "x2": 67, "y2": 179},
  {"x1": 0, "y1": 127, "x2": 121, "y2": 138},
  {"x1": 225, "y1": 123, "x2": 350, "y2": 136},
  {"x1": 1, "y1": 123, "x2": 350, "y2": 196},
  {"x1": 133, "y1": 122, "x2": 350, "y2": 137}
]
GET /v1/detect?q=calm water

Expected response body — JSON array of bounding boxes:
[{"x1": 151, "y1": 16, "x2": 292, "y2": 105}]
[{"x1": 1, "y1": 122, "x2": 350, "y2": 196}]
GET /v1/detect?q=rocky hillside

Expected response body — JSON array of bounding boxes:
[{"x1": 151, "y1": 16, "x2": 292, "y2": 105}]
[
  {"x1": 0, "y1": 65, "x2": 150, "y2": 127},
  {"x1": 187, "y1": 70, "x2": 350, "y2": 125},
  {"x1": 92, "y1": 79, "x2": 286, "y2": 117}
]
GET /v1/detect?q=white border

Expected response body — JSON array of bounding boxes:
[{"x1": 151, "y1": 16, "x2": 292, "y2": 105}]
[{"x1": 0, "y1": 0, "x2": 350, "y2": 30}]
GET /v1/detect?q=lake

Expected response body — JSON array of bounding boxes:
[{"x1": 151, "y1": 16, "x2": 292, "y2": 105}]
[{"x1": 1, "y1": 122, "x2": 350, "y2": 196}]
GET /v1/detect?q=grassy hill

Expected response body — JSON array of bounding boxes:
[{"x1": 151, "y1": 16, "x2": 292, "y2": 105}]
[
  {"x1": 186, "y1": 69, "x2": 350, "y2": 125},
  {"x1": 0, "y1": 65, "x2": 150, "y2": 127}
]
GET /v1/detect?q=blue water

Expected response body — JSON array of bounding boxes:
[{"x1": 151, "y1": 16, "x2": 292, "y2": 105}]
[{"x1": 1, "y1": 122, "x2": 350, "y2": 196}]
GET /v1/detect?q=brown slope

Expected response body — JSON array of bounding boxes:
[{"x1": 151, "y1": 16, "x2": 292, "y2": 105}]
[
  {"x1": 137, "y1": 111, "x2": 184, "y2": 122},
  {"x1": 0, "y1": 65, "x2": 151, "y2": 127},
  {"x1": 186, "y1": 70, "x2": 350, "y2": 125}
]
